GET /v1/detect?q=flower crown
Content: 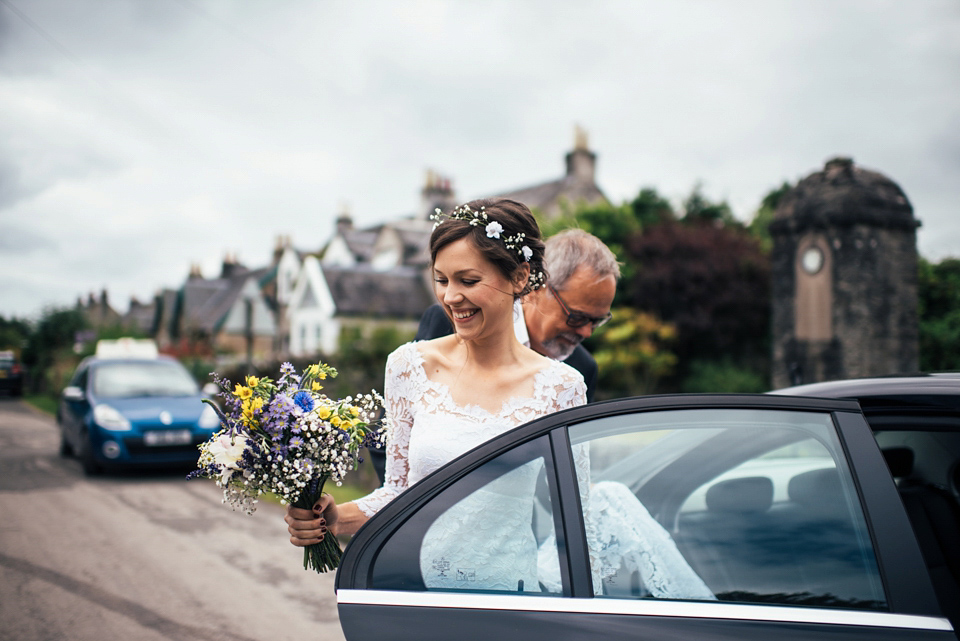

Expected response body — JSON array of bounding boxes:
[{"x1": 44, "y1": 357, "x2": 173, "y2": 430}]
[{"x1": 431, "y1": 204, "x2": 546, "y2": 291}]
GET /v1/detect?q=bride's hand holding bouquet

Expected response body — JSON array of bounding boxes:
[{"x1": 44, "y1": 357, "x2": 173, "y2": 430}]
[{"x1": 189, "y1": 361, "x2": 385, "y2": 573}]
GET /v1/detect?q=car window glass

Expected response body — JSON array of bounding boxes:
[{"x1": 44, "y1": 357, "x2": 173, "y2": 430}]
[
  {"x1": 873, "y1": 427, "x2": 960, "y2": 623},
  {"x1": 569, "y1": 408, "x2": 887, "y2": 610},
  {"x1": 70, "y1": 366, "x2": 88, "y2": 389},
  {"x1": 370, "y1": 436, "x2": 563, "y2": 595},
  {"x1": 93, "y1": 361, "x2": 199, "y2": 398}
]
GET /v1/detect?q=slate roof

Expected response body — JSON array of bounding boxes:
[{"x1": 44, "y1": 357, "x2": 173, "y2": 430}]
[
  {"x1": 123, "y1": 299, "x2": 158, "y2": 334},
  {"x1": 341, "y1": 226, "x2": 381, "y2": 262},
  {"x1": 180, "y1": 266, "x2": 270, "y2": 333},
  {"x1": 493, "y1": 175, "x2": 607, "y2": 214},
  {"x1": 322, "y1": 265, "x2": 432, "y2": 319},
  {"x1": 391, "y1": 217, "x2": 433, "y2": 266}
]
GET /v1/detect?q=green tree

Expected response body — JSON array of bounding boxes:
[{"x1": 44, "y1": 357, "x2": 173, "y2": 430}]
[
  {"x1": 538, "y1": 188, "x2": 676, "y2": 304},
  {"x1": 918, "y1": 257, "x2": 960, "y2": 372},
  {"x1": 681, "y1": 184, "x2": 739, "y2": 227},
  {"x1": 0, "y1": 316, "x2": 32, "y2": 354},
  {"x1": 324, "y1": 325, "x2": 415, "y2": 399},
  {"x1": 681, "y1": 358, "x2": 768, "y2": 393},
  {"x1": 748, "y1": 181, "x2": 792, "y2": 254},
  {"x1": 630, "y1": 187, "x2": 676, "y2": 228},
  {"x1": 21, "y1": 306, "x2": 88, "y2": 395},
  {"x1": 588, "y1": 307, "x2": 677, "y2": 398}
]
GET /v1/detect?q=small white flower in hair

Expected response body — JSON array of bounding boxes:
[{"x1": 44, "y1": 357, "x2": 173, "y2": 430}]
[
  {"x1": 521, "y1": 246, "x2": 533, "y2": 262},
  {"x1": 485, "y1": 221, "x2": 503, "y2": 239}
]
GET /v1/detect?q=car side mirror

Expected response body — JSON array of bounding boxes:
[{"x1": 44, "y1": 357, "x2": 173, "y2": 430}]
[{"x1": 62, "y1": 386, "x2": 85, "y2": 402}]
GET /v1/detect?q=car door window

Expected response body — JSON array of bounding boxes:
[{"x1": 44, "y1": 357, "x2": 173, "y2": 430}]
[
  {"x1": 569, "y1": 408, "x2": 887, "y2": 610},
  {"x1": 369, "y1": 435, "x2": 564, "y2": 595},
  {"x1": 71, "y1": 366, "x2": 88, "y2": 390}
]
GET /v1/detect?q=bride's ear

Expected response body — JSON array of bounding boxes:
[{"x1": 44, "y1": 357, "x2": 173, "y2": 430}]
[{"x1": 511, "y1": 263, "x2": 531, "y2": 296}]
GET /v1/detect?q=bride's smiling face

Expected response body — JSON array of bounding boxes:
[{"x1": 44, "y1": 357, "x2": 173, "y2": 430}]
[{"x1": 433, "y1": 237, "x2": 520, "y2": 341}]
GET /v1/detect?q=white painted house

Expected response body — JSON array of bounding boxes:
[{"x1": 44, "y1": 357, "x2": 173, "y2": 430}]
[{"x1": 288, "y1": 255, "x2": 339, "y2": 356}]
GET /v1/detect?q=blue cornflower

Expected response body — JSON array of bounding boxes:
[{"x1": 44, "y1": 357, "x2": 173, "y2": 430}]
[{"x1": 293, "y1": 390, "x2": 314, "y2": 413}]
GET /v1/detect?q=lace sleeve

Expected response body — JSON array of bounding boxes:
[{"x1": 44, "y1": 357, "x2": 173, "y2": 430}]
[{"x1": 353, "y1": 344, "x2": 416, "y2": 518}]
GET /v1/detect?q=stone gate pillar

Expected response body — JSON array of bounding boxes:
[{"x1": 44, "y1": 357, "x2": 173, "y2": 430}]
[{"x1": 770, "y1": 157, "x2": 920, "y2": 388}]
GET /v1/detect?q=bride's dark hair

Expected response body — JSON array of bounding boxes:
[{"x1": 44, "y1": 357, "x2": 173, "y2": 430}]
[{"x1": 429, "y1": 198, "x2": 547, "y2": 299}]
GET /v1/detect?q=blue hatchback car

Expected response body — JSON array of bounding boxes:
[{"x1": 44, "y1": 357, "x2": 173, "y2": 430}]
[{"x1": 57, "y1": 340, "x2": 220, "y2": 474}]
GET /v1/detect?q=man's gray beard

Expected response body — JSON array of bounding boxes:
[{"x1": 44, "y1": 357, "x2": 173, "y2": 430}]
[{"x1": 540, "y1": 333, "x2": 581, "y2": 361}]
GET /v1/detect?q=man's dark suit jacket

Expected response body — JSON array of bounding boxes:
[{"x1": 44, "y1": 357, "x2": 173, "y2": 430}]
[{"x1": 368, "y1": 303, "x2": 599, "y2": 483}]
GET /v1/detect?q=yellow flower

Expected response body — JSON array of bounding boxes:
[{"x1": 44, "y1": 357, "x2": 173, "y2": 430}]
[
  {"x1": 234, "y1": 384, "x2": 252, "y2": 400},
  {"x1": 245, "y1": 376, "x2": 260, "y2": 387},
  {"x1": 311, "y1": 381, "x2": 323, "y2": 392},
  {"x1": 316, "y1": 407, "x2": 331, "y2": 420},
  {"x1": 330, "y1": 415, "x2": 342, "y2": 428},
  {"x1": 348, "y1": 405, "x2": 360, "y2": 417},
  {"x1": 251, "y1": 397, "x2": 264, "y2": 411},
  {"x1": 317, "y1": 371, "x2": 327, "y2": 380}
]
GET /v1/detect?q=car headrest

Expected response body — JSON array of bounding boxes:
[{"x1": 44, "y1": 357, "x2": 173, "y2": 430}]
[
  {"x1": 706, "y1": 476, "x2": 773, "y2": 514},
  {"x1": 882, "y1": 447, "x2": 914, "y2": 478},
  {"x1": 788, "y1": 468, "x2": 845, "y2": 517}
]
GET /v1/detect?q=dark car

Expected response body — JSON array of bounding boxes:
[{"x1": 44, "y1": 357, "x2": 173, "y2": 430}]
[
  {"x1": 0, "y1": 350, "x2": 24, "y2": 396},
  {"x1": 57, "y1": 342, "x2": 220, "y2": 475},
  {"x1": 333, "y1": 380, "x2": 958, "y2": 640}
]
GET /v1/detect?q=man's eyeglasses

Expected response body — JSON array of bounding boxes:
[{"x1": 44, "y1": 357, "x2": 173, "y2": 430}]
[{"x1": 547, "y1": 284, "x2": 613, "y2": 330}]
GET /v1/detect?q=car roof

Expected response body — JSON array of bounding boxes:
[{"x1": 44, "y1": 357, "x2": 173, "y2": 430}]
[
  {"x1": 771, "y1": 374, "x2": 960, "y2": 427},
  {"x1": 772, "y1": 373, "x2": 960, "y2": 399},
  {"x1": 82, "y1": 354, "x2": 181, "y2": 368}
]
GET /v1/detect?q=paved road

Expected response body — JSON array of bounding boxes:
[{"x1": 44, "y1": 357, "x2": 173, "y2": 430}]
[{"x1": 0, "y1": 397, "x2": 346, "y2": 641}]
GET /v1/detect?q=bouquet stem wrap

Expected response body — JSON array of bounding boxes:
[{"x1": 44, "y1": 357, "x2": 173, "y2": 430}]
[{"x1": 296, "y1": 477, "x2": 342, "y2": 573}]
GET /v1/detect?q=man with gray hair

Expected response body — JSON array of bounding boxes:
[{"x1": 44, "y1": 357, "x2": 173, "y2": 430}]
[{"x1": 415, "y1": 228, "x2": 620, "y2": 402}]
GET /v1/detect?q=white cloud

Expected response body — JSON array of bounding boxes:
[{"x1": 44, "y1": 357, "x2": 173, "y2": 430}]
[{"x1": 0, "y1": 0, "x2": 958, "y2": 319}]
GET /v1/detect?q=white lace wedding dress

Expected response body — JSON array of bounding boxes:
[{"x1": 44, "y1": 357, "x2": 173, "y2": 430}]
[
  {"x1": 354, "y1": 342, "x2": 714, "y2": 600},
  {"x1": 354, "y1": 342, "x2": 585, "y2": 592}
]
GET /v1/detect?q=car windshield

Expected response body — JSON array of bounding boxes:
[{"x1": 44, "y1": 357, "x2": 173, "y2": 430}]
[{"x1": 92, "y1": 361, "x2": 199, "y2": 398}]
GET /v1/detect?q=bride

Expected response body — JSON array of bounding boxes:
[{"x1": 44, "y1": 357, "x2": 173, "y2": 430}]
[
  {"x1": 286, "y1": 198, "x2": 714, "y2": 599},
  {"x1": 286, "y1": 198, "x2": 585, "y2": 560}
]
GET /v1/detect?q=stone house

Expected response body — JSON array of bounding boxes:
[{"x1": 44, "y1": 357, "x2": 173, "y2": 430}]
[
  {"x1": 130, "y1": 129, "x2": 609, "y2": 362},
  {"x1": 77, "y1": 290, "x2": 123, "y2": 329},
  {"x1": 283, "y1": 128, "x2": 609, "y2": 359},
  {"x1": 493, "y1": 126, "x2": 608, "y2": 218},
  {"x1": 287, "y1": 257, "x2": 430, "y2": 356},
  {"x1": 152, "y1": 256, "x2": 277, "y2": 363}
]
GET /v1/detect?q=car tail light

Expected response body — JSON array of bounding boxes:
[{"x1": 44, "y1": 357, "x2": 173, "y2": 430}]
[{"x1": 12, "y1": 365, "x2": 21, "y2": 375}]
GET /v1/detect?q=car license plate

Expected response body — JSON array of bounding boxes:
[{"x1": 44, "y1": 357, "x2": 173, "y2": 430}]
[{"x1": 144, "y1": 429, "x2": 192, "y2": 446}]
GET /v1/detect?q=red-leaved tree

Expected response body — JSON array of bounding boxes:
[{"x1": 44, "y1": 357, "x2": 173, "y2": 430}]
[{"x1": 625, "y1": 221, "x2": 771, "y2": 390}]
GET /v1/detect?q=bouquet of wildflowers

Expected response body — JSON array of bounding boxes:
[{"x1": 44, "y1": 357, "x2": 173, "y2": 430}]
[{"x1": 189, "y1": 362, "x2": 386, "y2": 573}]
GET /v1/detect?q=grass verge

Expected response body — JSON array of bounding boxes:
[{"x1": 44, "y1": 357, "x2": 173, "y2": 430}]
[{"x1": 24, "y1": 395, "x2": 57, "y2": 415}]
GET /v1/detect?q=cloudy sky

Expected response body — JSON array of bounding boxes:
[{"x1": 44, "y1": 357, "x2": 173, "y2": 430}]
[{"x1": 1, "y1": 0, "x2": 958, "y2": 320}]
